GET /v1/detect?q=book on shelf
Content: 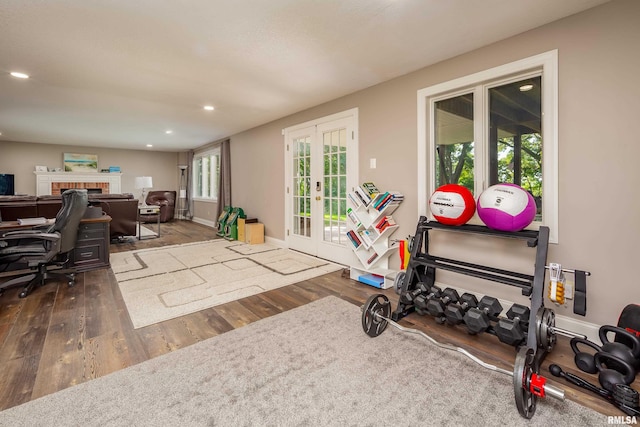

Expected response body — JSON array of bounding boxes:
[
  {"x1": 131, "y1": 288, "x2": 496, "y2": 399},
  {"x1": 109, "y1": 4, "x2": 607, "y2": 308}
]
[
  {"x1": 347, "y1": 192, "x2": 362, "y2": 208},
  {"x1": 354, "y1": 186, "x2": 372, "y2": 206},
  {"x1": 360, "y1": 182, "x2": 379, "y2": 199},
  {"x1": 346, "y1": 230, "x2": 362, "y2": 248},
  {"x1": 375, "y1": 215, "x2": 396, "y2": 232},
  {"x1": 372, "y1": 192, "x2": 390, "y2": 209},
  {"x1": 17, "y1": 217, "x2": 47, "y2": 226},
  {"x1": 373, "y1": 192, "x2": 392, "y2": 210},
  {"x1": 366, "y1": 252, "x2": 379, "y2": 264},
  {"x1": 346, "y1": 208, "x2": 361, "y2": 227},
  {"x1": 357, "y1": 229, "x2": 372, "y2": 247},
  {"x1": 376, "y1": 192, "x2": 404, "y2": 211}
]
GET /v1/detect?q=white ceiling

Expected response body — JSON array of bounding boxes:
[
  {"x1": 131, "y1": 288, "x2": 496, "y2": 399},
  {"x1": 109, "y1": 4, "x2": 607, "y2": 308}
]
[{"x1": 0, "y1": 0, "x2": 609, "y2": 152}]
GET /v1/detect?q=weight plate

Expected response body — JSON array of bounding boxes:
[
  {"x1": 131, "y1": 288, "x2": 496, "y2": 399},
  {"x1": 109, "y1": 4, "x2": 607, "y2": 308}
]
[
  {"x1": 535, "y1": 307, "x2": 556, "y2": 352},
  {"x1": 394, "y1": 272, "x2": 406, "y2": 295},
  {"x1": 362, "y1": 294, "x2": 391, "y2": 338},
  {"x1": 513, "y1": 346, "x2": 537, "y2": 419}
]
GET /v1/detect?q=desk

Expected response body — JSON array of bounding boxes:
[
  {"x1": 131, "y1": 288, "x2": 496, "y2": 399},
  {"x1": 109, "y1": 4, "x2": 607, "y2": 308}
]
[
  {"x1": 73, "y1": 215, "x2": 111, "y2": 272},
  {"x1": 0, "y1": 216, "x2": 111, "y2": 273},
  {"x1": 0, "y1": 219, "x2": 54, "y2": 231},
  {"x1": 137, "y1": 205, "x2": 160, "y2": 240}
]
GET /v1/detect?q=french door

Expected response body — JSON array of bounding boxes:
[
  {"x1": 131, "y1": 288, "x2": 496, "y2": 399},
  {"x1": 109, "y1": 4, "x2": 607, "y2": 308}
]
[{"x1": 284, "y1": 109, "x2": 358, "y2": 265}]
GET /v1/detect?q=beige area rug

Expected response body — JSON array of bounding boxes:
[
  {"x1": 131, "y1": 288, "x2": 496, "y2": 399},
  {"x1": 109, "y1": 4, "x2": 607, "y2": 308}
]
[
  {"x1": 0, "y1": 297, "x2": 606, "y2": 426},
  {"x1": 112, "y1": 239, "x2": 343, "y2": 328}
]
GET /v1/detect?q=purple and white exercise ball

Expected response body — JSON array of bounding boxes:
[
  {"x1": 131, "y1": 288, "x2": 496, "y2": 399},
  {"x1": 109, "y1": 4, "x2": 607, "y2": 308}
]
[{"x1": 476, "y1": 184, "x2": 536, "y2": 232}]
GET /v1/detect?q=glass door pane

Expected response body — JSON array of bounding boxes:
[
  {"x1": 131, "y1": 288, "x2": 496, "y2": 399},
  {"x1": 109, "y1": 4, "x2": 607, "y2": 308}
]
[
  {"x1": 292, "y1": 136, "x2": 311, "y2": 237},
  {"x1": 322, "y1": 128, "x2": 347, "y2": 245}
]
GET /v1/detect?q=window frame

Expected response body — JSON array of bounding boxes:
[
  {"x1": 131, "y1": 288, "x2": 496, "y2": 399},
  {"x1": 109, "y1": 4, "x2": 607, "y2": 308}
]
[
  {"x1": 192, "y1": 147, "x2": 220, "y2": 202},
  {"x1": 417, "y1": 50, "x2": 559, "y2": 243}
]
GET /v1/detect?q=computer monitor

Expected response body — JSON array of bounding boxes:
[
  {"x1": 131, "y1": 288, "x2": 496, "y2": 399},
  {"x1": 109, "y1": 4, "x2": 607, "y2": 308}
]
[{"x1": 0, "y1": 174, "x2": 15, "y2": 195}]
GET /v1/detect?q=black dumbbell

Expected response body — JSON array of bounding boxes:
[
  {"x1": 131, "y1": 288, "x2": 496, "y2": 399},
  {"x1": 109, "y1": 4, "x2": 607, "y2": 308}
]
[
  {"x1": 399, "y1": 282, "x2": 429, "y2": 306},
  {"x1": 425, "y1": 288, "x2": 460, "y2": 324},
  {"x1": 494, "y1": 304, "x2": 530, "y2": 346},
  {"x1": 444, "y1": 293, "x2": 478, "y2": 325},
  {"x1": 463, "y1": 296, "x2": 503, "y2": 334},
  {"x1": 414, "y1": 285, "x2": 442, "y2": 315}
]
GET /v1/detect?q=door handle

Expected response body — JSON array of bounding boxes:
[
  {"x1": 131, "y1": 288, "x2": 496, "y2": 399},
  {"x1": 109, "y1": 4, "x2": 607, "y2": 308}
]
[
  {"x1": 316, "y1": 181, "x2": 321, "y2": 192},
  {"x1": 316, "y1": 196, "x2": 321, "y2": 201}
]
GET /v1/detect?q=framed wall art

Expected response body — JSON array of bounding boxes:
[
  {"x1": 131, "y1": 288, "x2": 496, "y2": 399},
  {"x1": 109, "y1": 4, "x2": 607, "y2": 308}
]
[{"x1": 63, "y1": 153, "x2": 98, "y2": 172}]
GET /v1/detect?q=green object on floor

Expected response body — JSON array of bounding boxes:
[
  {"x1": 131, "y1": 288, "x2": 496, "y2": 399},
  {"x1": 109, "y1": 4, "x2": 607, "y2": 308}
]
[
  {"x1": 216, "y1": 206, "x2": 233, "y2": 237},
  {"x1": 224, "y1": 207, "x2": 245, "y2": 240},
  {"x1": 216, "y1": 206, "x2": 233, "y2": 236}
]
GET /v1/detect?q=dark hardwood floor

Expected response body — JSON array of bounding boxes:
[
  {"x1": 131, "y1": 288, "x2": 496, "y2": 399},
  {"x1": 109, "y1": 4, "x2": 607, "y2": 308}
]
[{"x1": 0, "y1": 220, "x2": 633, "y2": 418}]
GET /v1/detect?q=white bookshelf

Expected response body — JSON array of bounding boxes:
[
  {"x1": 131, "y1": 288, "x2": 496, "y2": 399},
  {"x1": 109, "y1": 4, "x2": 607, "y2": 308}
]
[{"x1": 346, "y1": 187, "x2": 403, "y2": 289}]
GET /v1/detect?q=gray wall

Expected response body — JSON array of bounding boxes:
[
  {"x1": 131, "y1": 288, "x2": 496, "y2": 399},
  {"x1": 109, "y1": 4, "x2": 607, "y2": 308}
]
[
  {"x1": 226, "y1": 0, "x2": 640, "y2": 326},
  {"x1": 0, "y1": 141, "x2": 180, "y2": 195}
]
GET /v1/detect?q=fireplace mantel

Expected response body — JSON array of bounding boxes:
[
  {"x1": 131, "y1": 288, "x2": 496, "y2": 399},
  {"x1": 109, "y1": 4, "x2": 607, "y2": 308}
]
[{"x1": 34, "y1": 171, "x2": 122, "y2": 196}]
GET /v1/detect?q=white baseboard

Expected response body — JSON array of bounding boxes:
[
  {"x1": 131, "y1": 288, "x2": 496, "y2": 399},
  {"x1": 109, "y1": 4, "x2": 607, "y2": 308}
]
[
  {"x1": 192, "y1": 217, "x2": 217, "y2": 228},
  {"x1": 434, "y1": 281, "x2": 599, "y2": 343},
  {"x1": 265, "y1": 236, "x2": 286, "y2": 247}
]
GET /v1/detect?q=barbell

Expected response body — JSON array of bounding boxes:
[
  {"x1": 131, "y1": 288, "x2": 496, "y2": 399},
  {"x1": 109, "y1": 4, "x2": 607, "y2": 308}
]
[{"x1": 361, "y1": 294, "x2": 565, "y2": 419}]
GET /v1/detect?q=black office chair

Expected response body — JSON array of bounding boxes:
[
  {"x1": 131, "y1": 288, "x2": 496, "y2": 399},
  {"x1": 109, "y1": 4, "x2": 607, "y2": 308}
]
[{"x1": 0, "y1": 189, "x2": 88, "y2": 298}]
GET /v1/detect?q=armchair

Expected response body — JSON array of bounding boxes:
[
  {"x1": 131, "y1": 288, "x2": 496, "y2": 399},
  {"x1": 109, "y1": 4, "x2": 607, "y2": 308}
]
[
  {"x1": 0, "y1": 189, "x2": 88, "y2": 298},
  {"x1": 143, "y1": 190, "x2": 176, "y2": 223}
]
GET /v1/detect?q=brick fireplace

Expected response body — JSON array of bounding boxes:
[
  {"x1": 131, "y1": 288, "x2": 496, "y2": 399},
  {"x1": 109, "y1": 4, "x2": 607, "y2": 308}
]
[
  {"x1": 34, "y1": 171, "x2": 122, "y2": 196},
  {"x1": 52, "y1": 182, "x2": 109, "y2": 195}
]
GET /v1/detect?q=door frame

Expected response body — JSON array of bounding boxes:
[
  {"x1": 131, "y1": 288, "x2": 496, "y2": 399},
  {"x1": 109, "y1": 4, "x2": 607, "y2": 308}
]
[{"x1": 283, "y1": 108, "x2": 359, "y2": 264}]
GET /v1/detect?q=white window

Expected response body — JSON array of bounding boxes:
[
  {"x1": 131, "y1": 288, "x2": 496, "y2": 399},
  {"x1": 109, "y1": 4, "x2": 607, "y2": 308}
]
[
  {"x1": 417, "y1": 50, "x2": 559, "y2": 243},
  {"x1": 193, "y1": 148, "x2": 220, "y2": 201}
]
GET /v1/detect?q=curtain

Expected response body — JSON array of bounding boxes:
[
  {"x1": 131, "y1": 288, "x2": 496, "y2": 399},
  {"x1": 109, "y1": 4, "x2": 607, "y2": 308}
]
[
  {"x1": 186, "y1": 150, "x2": 194, "y2": 220},
  {"x1": 216, "y1": 139, "x2": 231, "y2": 219}
]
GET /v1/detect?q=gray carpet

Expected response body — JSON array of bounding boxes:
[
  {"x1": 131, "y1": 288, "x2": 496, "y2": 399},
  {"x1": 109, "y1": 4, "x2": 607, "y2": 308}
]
[{"x1": 0, "y1": 297, "x2": 607, "y2": 426}]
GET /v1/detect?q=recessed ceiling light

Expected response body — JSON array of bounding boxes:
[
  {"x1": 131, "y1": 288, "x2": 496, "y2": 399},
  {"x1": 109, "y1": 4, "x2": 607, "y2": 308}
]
[
  {"x1": 519, "y1": 84, "x2": 534, "y2": 92},
  {"x1": 146, "y1": 144, "x2": 153, "y2": 147},
  {"x1": 204, "y1": 105, "x2": 214, "y2": 111},
  {"x1": 10, "y1": 71, "x2": 29, "y2": 79},
  {"x1": 165, "y1": 130, "x2": 173, "y2": 134}
]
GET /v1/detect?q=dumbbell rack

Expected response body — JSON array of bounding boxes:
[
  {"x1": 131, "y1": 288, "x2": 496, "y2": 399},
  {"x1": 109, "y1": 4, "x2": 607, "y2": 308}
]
[{"x1": 393, "y1": 216, "x2": 551, "y2": 364}]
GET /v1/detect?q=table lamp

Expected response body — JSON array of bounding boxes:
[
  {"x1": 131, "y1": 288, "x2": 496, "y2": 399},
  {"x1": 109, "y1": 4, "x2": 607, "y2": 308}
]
[{"x1": 135, "y1": 176, "x2": 153, "y2": 206}]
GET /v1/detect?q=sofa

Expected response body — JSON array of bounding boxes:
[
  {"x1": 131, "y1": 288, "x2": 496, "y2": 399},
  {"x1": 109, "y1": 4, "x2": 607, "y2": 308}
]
[
  {"x1": 0, "y1": 193, "x2": 138, "y2": 240},
  {"x1": 142, "y1": 190, "x2": 176, "y2": 223}
]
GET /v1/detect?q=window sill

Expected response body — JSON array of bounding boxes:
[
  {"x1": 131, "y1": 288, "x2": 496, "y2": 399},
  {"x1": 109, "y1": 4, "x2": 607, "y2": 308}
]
[{"x1": 193, "y1": 198, "x2": 219, "y2": 204}]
